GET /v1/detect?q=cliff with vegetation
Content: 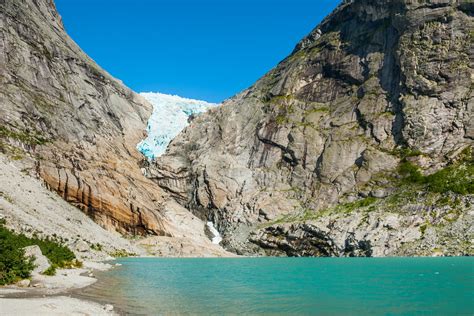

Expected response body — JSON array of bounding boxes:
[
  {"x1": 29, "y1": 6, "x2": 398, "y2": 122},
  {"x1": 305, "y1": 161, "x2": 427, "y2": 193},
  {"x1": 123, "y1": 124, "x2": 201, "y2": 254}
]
[{"x1": 148, "y1": 0, "x2": 474, "y2": 256}]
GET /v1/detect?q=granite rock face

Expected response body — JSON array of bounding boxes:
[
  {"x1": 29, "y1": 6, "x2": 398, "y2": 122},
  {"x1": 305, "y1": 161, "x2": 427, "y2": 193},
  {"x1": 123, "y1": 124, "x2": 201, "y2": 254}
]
[
  {"x1": 149, "y1": 0, "x2": 474, "y2": 255},
  {"x1": 0, "y1": 0, "x2": 165, "y2": 234},
  {"x1": 251, "y1": 193, "x2": 474, "y2": 257}
]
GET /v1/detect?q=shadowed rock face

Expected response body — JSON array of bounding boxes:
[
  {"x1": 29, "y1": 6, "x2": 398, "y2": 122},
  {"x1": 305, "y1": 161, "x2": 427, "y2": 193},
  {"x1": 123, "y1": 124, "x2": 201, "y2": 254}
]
[
  {"x1": 148, "y1": 0, "x2": 473, "y2": 255},
  {"x1": 0, "y1": 0, "x2": 167, "y2": 235}
]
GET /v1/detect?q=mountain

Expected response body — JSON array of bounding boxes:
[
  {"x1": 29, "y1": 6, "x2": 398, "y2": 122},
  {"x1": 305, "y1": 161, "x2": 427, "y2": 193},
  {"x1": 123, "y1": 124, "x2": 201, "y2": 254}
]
[
  {"x1": 1, "y1": 0, "x2": 228, "y2": 256},
  {"x1": 1, "y1": 0, "x2": 154, "y2": 234},
  {"x1": 148, "y1": 0, "x2": 474, "y2": 256}
]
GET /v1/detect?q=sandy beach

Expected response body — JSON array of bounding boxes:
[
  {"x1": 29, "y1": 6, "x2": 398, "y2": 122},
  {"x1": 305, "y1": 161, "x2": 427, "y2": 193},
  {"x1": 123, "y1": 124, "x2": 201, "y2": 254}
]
[
  {"x1": 0, "y1": 262, "x2": 118, "y2": 316},
  {"x1": 0, "y1": 296, "x2": 115, "y2": 316}
]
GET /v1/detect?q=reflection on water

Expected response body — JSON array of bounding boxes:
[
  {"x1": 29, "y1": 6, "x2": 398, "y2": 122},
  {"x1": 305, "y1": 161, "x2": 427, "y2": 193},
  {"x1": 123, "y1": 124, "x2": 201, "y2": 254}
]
[{"x1": 77, "y1": 257, "x2": 474, "y2": 315}]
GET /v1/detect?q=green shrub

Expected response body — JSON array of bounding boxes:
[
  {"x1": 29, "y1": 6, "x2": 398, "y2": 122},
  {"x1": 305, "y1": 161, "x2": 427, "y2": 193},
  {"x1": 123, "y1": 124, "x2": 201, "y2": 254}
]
[
  {"x1": 32, "y1": 235, "x2": 75, "y2": 267},
  {"x1": 110, "y1": 249, "x2": 136, "y2": 258},
  {"x1": 398, "y1": 161, "x2": 425, "y2": 183},
  {"x1": 42, "y1": 265, "x2": 56, "y2": 276},
  {"x1": 419, "y1": 223, "x2": 428, "y2": 235},
  {"x1": 90, "y1": 243, "x2": 103, "y2": 251},
  {"x1": 0, "y1": 220, "x2": 76, "y2": 284},
  {"x1": 0, "y1": 126, "x2": 48, "y2": 146},
  {"x1": 0, "y1": 223, "x2": 35, "y2": 285}
]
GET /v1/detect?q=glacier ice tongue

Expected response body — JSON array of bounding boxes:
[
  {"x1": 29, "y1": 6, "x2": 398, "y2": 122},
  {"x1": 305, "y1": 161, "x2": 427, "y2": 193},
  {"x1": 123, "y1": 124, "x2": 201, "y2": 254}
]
[{"x1": 137, "y1": 92, "x2": 219, "y2": 160}]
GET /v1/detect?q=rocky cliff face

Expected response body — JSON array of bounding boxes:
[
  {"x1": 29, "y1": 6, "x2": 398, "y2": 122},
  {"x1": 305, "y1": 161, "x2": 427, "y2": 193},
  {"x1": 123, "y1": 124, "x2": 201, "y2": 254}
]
[
  {"x1": 1, "y1": 0, "x2": 163, "y2": 234},
  {"x1": 148, "y1": 0, "x2": 474, "y2": 256},
  {"x1": 0, "y1": 0, "x2": 231, "y2": 256}
]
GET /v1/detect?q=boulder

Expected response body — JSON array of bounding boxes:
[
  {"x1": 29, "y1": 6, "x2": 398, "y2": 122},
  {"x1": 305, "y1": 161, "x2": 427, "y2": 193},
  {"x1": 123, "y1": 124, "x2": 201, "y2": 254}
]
[
  {"x1": 104, "y1": 304, "x2": 114, "y2": 312},
  {"x1": 16, "y1": 279, "x2": 31, "y2": 287},
  {"x1": 23, "y1": 245, "x2": 51, "y2": 275},
  {"x1": 73, "y1": 240, "x2": 90, "y2": 253}
]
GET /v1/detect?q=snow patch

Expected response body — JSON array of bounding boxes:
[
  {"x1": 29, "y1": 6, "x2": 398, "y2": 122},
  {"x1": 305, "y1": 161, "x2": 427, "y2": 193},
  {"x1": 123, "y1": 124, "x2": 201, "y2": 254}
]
[{"x1": 137, "y1": 92, "x2": 219, "y2": 159}]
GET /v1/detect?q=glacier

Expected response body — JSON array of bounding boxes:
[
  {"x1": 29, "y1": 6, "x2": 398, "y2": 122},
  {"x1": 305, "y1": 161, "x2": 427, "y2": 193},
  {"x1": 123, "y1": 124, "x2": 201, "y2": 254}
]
[{"x1": 137, "y1": 92, "x2": 219, "y2": 160}]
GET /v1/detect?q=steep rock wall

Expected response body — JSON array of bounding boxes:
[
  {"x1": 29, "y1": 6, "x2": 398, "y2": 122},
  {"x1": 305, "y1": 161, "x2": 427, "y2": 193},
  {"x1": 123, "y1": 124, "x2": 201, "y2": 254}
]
[
  {"x1": 148, "y1": 0, "x2": 473, "y2": 255},
  {"x1": 2, "y1": 0, "x2": 165, "y2": 235}
]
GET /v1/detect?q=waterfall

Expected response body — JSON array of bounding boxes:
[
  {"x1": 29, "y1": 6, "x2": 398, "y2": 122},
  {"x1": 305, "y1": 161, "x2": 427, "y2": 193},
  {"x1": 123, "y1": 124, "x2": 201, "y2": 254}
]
[{"x1": 206, "y1": 221, "x2": 222, "y2": 244}]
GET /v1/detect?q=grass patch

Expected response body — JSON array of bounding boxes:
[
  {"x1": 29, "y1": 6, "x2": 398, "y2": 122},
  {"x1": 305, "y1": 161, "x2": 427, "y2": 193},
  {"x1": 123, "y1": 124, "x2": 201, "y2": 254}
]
[
  {"x1": 295, "y1": 121, "x2": 316, "y2": 129},
  {"x1": 398, "y1": 161, "x2": 425, "y2": 183},
  {"x1": 275, "y1": 115, "x2": 288, "y2": 125},
  {"x1": 343, "y1": 197, "x2": 377, "y2": 209},
  {"x1": 0, "y1": 220, "x2": 77, "y2": 284},
  {"x1": 264, "y1": 197, "x2": 379, "y2": 227},
  {"x1": 393, "y1": 147, "x2": 424, "y2": 159},
  {"x1": 41, "y1": 260, "x2": 82, "y2": 276},
  {"x1": 425, "y1": 164, "x2": 474, "y2": 194},
  {"x1": 0, "y1": 140, "x2": 25, "y2": 160},
  {"x1": 398, "y1": 159, "x2": 473, "y2": 195},
  {"x1": 306, "y1": 106, "x2": 330, "y2": 114},
  {"x1": 0, "y1": 191, "x2": 14, "y2": 204},
  {"x1": 383, "y1": 147, "x2": 473, "y2": 209},
  {"x1": 110, "y1": 249, "x2": 136, "y2": 258},
  {"x1": 0, "y1": 126, "x2": 49, "y2": 146}
]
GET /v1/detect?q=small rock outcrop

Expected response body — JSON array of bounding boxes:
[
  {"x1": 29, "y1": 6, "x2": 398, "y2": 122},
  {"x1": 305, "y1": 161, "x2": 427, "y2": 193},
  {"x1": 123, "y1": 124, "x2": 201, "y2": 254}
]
[
  {"x1": 149, "y1": 0, "x2": 473, "y2": 256},
  {"x1": 16, "y1": 279, "x2": 31, "y2": 287}
]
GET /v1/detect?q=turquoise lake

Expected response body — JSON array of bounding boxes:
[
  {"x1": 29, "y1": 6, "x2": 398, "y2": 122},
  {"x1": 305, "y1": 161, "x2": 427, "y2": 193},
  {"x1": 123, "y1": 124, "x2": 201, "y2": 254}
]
[{"x1": 78, "y1": 257, "x2": 474, "y2": 315}]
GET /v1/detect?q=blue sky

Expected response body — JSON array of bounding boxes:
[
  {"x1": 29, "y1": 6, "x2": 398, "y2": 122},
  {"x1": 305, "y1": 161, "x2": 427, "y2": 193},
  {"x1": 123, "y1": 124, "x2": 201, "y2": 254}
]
[{"x1": 55, "y1": 0, "x2": 340, "y2": 102}]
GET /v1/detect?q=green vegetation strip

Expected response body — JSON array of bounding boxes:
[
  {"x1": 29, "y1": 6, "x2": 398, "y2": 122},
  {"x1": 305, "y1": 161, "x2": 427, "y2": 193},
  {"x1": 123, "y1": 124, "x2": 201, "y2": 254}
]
[
  {"x1": 265, "y1": 147, "x2": 473, "y2": 227},
  {"x1": 398, "y1": 156, "x2": 473, "y2": 195},
  {"x1": 0, "y1": 126, "x2": 48, "y2": 146}
]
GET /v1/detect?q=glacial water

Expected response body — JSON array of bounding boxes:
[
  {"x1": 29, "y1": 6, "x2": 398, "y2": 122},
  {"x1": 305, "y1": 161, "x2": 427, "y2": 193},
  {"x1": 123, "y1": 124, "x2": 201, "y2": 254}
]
[{"x1": 78, "y1": 257, "x2": 474, "y2": 315}]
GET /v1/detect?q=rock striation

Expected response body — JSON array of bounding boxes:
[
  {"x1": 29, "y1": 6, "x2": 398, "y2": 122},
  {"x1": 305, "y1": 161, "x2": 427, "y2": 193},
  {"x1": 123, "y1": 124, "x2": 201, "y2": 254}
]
[
  {"x1": 148, "y1": 0, "x2": 474, "y2": 256},
  {"x1": 0, "y1": 0, "x2": 170, "y2": 235}
]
